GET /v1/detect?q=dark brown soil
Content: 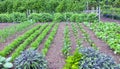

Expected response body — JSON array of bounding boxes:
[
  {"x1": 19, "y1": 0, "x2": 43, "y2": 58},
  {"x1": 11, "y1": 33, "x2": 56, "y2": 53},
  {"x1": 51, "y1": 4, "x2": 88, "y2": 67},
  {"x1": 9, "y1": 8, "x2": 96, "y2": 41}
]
[
  {"x1": 0, "y1": 23, "x2": 38, "y2": 51},
  {"x1": 81, "y1": 23, "x2": 120, "y2": 64},
  {"x1": 0, "y1": 23, "x2": 17, "y2": 29},
  {"x1": 101, "y1": 17, "x2": 120, "y2": 24},
  {"x1": 45, "y1": 23, "x2": 66, "y2": 69}
]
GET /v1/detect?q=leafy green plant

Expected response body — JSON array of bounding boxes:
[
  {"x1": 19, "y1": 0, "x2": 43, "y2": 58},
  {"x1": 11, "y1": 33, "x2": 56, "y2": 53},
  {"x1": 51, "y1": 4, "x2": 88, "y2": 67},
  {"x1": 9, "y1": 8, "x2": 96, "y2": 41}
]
[
  {"x1": 84, "y1": 22, "x2": 120, "y2": 54},
  {"x1": 87, "y1": 13, "x2": 98, "y2": 22},
  {"x1": 30, "y1": 23, "x2": 54, "y2": 49},
  {"x1": 63, "y1": 12, "x2": 73, "y2": 21},
  {"x1": 53, "y1": 13, "x2": 65, "y2": 22},
  {"x1": 14, "y1": 49, "x2": 48, "y2": 69},
  {"x1": 39, "y1": 13, "x2": 53, "y2": 22},
  {"x1": 28, "y1": 13, "x2": 41, "y2": 22},
  {"x1": 0, "y1": 56, "x2": 13, "y2": 69},
  {"x1": 42, "y1": 23, "x2": 59, "y2": 56},
  {"x1": 0, "y1": 24, "x2": 40, "y2": 57},
  {"x1": 62, "y1": 25, "x2": 71, "y2": 58},
  {"x1": 11, "y1": 25, "x2": 43, "y2": 61},
  {"x1": 64, "y1": 49, "x2": 83, "y2": 69},
  {"x1": 70, "y1": 13, "x2": 78, "y2": 22},
  {"x1": 10, "y1": 12, "x2": 27, "y2": 23},
  {"x1": 79, "y1": 47, "x2": 120, "y2": 69}
]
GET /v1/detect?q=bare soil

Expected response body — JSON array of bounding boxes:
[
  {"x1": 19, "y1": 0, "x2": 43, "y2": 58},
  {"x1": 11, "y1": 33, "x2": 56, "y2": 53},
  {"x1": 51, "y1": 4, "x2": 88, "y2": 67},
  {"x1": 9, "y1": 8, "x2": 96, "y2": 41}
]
[
  {"x1": 45, "y1": 23, "x2": 66, "y2": 69},
  {"x1": 101, "y1": 17, "x2": 120, "y2": 24},
  {"x1": 0, "y1": 23, "x2": 38, "y2": 51},
  {"x1": 81, "y1": 23, "x2": 120, "y2": 64},
  {"x1": 0, "y1": 23, "x2": 17, "y2": 29}
]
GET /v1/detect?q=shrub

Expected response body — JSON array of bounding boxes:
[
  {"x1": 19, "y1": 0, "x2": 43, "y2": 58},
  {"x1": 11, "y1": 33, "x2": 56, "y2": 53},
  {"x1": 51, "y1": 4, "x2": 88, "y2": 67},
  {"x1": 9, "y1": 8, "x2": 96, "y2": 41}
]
[
  {"x1": 10, "y1": 12, "x2": 27, "y2": 23},
  {"x1": 14, "y1": 49, "x2": 48, "y2": 69},
  {"x1": 87, "y1": 13, "x2": 98, "y2": 22},
  {"x1": 28, "y1": 13, "x2": 41, "y2": 22},
  {"x1": 70, "y1": 13, "x2": 78, "y2": 22},
  {"x1": 39, "y1": 13, "x2": 53, "y2": 22},
  {"x1": 0, "y1": 56, "x2": 13, "y2": 69},
  {"x1": 76, "y1": 13, "x2": 87, "y2": 23},
  {"x1": 79, "y1": 47, "x2": 120, "y2": 69},
  {"x1": 53, "y1": 13, "x2": 65, "y2": 22},
  {"x1": 0, "y1": 14, "x2": 10, "y2": 23},
  {"x1": 63, "y1": 12, "x2": 73, "y2": 21}
]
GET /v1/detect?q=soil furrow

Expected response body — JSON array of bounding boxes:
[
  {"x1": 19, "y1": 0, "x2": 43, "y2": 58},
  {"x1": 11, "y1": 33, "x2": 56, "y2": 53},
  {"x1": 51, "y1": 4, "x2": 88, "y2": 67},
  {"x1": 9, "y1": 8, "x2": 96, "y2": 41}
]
[
  {"x1": 81, "y1": 23, "x2": 120, "y2": 64},
  {"x1": 0, "y1": 23, "x2": 38, "y2": 51},
  {"x1": 46, "y1": 23, "x2": 65, "y2": 69}
]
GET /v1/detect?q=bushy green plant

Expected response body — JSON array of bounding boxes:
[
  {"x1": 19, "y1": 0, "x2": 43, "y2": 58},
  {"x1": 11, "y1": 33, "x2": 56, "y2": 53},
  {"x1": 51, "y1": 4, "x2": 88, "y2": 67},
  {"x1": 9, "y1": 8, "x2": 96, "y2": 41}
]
[
  {"x1": 0, "y1": 56, "x2": 13, "y2": 69},
  {"x1": 39, "y1": 13, "x2": 53, "y2": 22},
  {"x1": 70, "y1": 13, "x2": 78, "y2": 22},
  {"x1": 76, "y1": 13, "x2": 87, "y2": 23},
  {"x1": 87, "y1": 13, "x2": 98, "y2": 22},
  {"x1": 63, "y1": 12, "x2": 73, "y2": 21},
  {"x1": 0, "y1": 14, "x2": 10, "y2": 23},
  {"x1": 79, "y1": 47, "x2": 120, "y2": 69},
  {"x1": 53, "y1": 13, "x2": 65, "y2": 22},
  {"x1": 28, "y1": 13, "x2": 41, "y2": 22},
  {"x1": 64, "y1": 49, "x2": 83, "y2": 69},
  {"x1": 14, "y1": 49, "x2": 48, "y2": 69},
  {"x1": 10, "y1": 12, "x2": 27, "y2": 23}
]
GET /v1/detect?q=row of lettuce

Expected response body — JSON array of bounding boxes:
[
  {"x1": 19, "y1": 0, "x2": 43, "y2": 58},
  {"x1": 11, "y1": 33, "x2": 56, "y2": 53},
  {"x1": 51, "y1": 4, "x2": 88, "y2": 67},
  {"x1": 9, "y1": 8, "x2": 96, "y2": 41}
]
[
  {"x1": 63, "y1": 23, "x2": 120, "y2": 69},
  {"x1": 84, "y1": 22, "x2": 120, "y2": 54},
  {"x1": 0, "y1": 20, "x2": 34, "y2": 42},
  {"x1": 0, "y1": 22, "x2": 59, "y2": 69},
  {"x1": 0, "y1": 12, "x2": 98, "y2": 23},
  {"x1": 0, "y1": 22, "x2": 120, "y2": 69}
]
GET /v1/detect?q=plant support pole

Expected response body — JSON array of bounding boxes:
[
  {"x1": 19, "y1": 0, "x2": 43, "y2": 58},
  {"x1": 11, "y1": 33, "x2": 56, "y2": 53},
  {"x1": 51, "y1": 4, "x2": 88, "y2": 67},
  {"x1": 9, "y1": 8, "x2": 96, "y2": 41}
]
[{"x1": 98, "y1": 6, "x2": 100, "y2": 22}]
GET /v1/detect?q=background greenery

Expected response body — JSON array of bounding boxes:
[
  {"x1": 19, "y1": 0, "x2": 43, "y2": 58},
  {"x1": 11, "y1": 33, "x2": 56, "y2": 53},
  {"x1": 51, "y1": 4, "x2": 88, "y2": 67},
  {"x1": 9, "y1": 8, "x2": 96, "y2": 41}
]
[{"x1": 0, "y1": 0, "x2": 119, "y2": 13}]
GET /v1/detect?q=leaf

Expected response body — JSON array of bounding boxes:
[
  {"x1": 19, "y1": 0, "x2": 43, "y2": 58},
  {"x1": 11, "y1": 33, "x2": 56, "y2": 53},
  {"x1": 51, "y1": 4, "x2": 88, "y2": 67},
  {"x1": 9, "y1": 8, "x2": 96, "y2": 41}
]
[
  {"x1": 5, "y1": 57, "x2": 12, "y2": 62},
  {"x1": 3, "y1": 62, "x2": 13, "y2": 68},
  {"x1": 0, "y1": 57, "x2": 5, "y2": 62}
]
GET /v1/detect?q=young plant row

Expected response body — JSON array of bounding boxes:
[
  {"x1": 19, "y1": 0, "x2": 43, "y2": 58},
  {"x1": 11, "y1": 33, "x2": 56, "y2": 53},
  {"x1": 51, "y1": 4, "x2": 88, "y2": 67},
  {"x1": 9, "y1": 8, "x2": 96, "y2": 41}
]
[
  {"x1": 62, "y1": 25, "x2": 71, "y2": 58},
  {"x1": 84, "y1": 22, "x2": 120, "y2": 54},
  {"x1": 42, "y1": 23, "x2": 59, "y2": 56},
  {"x1": 0, "y1": 25, "x2": 41, "y2": 57},
  {"x1": 71, "y1": 23, "x2": 82, "y2": 48},
  {"x1": 0, "y1": 21, "x2": 34, "y2": 42},
  {"x1": 76, "y1": 23, "x2": 97, "y2": 49},
  {"x1": 30, "y1": 23, "x2": 55, "y2": 50},
  {"x1": 11, "y1": 24, "x2": 49, "y2": 61}
]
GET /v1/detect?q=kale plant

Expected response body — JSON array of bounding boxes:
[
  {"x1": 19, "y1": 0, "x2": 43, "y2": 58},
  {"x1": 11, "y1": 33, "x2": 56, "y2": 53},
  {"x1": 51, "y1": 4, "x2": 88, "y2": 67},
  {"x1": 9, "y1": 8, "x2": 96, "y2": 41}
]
[
  {"x1": 14, "y1": 49, "x2": 48, "y2": 69},
  {"x1": 79, "y1": 47, "x2": 120, "y2": 69}
]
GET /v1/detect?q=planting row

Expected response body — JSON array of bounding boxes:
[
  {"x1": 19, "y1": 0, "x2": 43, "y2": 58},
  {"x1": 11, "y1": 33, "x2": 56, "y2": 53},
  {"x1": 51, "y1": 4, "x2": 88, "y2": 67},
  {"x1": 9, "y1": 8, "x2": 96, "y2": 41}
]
[
  {"x1": 76, "y1": 23, "x2": 97, "y2": 49},
  {"x1": 71, "y1": 23, "x2": 82, "y2": 48},
  {"x1": 0, "y1": 25, "x2": 41, "y2": 57},
  {"x1": 0, "y1": 21, "x2": 34, "y2": 42},
  {"x1": 62, "y1": 24, "x2": 71, "y2": 58},
  {"x1": 42, "y1": 23, "x2": 59, "y2": 56},
  {"x1": 11, "y1": 23, "x2": 55, "y2": 61},
  {"x1": 84, "y1": 22, "x2": 120, "y2": 54}
]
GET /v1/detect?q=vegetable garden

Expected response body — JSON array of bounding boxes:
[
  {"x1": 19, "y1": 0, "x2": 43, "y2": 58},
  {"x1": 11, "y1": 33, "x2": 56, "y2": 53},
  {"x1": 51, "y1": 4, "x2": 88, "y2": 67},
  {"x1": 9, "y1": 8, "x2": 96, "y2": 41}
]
[{"x1": 0, "y1": 0, "x2": 120, "y2": 69}]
